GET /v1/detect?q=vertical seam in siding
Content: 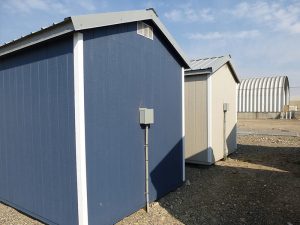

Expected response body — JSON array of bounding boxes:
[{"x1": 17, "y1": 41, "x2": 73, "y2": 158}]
[
  {"x1": 274, "y1": 77, "x2": 278, "y2": 112},
  {"x1": 278, "y1": 77, "x2": 283, "y2": 111},
  {"x1": 257, "y1": 78, "x2": 262, "y2": 112},
  {"x1": 207, "y1": 73, "x2": 212, "y2": 163},
  {"x1": 73, "y1": 32, "x2": 89, "y2": 225},
  {"x1": 285, "y1": 78, "x2": 290, "y2": 105},
  {"x1": 181, "y1": 68, "x2": 185, "y2": 182}
]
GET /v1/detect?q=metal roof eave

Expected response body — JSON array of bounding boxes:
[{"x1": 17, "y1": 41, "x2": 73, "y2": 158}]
[
  {"x1": 0, "y1": 9, "x2": 191, "y2": 68},
  {"x1": 71, "y1": 9, "x2": 190, "y2": 68},
  {"x1": 185, "y1": 55, "x2": 240, "y2": 83},
  {"x1": 185, "y1": 68, "x2": 212, "y2": 76},
  {"x1": 0, "y1": 19, "x2": 74, "y2": 57},
  {"x1": 150, "y1": 16, "x2": 191, "y2": 68},
  {"x1": 227, "y1": 60, "x2": 240, "y2": 83},
  {"x1": 71, "y1": 9, "x2": 154, "y2": 31}
]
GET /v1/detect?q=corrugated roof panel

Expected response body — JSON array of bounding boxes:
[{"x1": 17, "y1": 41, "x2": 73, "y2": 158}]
[
  {"x1": 190, "y1": 56, "x2": 225, "y2": 71},
  {"x1": 186, "y1": 55, "x2": 240, "y2": 83}
]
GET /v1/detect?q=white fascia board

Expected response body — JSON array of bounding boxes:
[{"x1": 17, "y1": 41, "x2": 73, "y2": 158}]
[{"x1": 73, "y1": 32, "x2": 89, "y2": 225}]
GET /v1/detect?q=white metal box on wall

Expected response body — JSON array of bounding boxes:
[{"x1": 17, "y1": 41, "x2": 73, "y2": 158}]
[{"x1": 139, "y1": 108, "x2": 154, "y2": 124}]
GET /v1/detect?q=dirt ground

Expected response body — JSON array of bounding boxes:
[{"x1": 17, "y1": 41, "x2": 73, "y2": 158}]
[
  {"x1": 0, "y1": 119, "x2": 299, "y2": 225},
  {"x1": 238, "y1": 119, "x2": 300, "y2": 136}
]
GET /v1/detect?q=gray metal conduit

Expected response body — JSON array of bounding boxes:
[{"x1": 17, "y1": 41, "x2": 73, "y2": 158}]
[{"x1": 145, "y1": 125, "x2": 150, "y2": 212}]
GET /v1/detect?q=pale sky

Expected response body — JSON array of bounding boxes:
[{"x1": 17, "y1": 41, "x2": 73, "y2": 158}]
[{"x1": 0, "y1": 0, "x2": 299, "y2": 98}]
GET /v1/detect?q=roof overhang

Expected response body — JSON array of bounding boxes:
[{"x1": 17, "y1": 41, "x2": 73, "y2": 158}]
[
  {"x1": 227, "y1": 60, "x2": 240, "y2": 83},
  {"x1": 185, "y1": 68, "x2": 212, "y2": 76},
  {"x1": 185, "y1": 55, "x2": 240, "y2": 83},
  {"x1": 0, "y1": 19, "x2": 74, "y2": 57},
  {"x1": 0, "y1": 9, "x2": 190, "y2": 68}
]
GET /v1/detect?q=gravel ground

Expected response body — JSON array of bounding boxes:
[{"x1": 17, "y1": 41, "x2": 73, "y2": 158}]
[
  {"x1": 0, "y1": 203, "x2": 43, "y2": 225},
  {"x1": 0, "y1": 122, "x2": 299, "y2": 225},
  {"x1": 118, "y1": 135, "x2": 300, "y2": 225}
]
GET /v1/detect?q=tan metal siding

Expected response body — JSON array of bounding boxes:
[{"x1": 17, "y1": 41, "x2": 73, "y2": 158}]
[
  {"x1": 211, "y1": 64, "x2": 237, "y2": 162},
  {"x1": 184, "y1": 75, "x2": 208, "y2": 163}
]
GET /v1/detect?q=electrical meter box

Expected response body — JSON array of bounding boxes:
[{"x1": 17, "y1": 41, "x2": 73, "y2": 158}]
[
  {"x1": 223, "y1": 103, "x2": 229, "y2": 112},
  {"x1": 139, "y1": 108, "x2": 154, "y2": 124}
]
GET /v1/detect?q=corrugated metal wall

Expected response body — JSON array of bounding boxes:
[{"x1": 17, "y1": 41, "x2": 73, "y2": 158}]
[
  {"x1": 83, "y1": 21, "x2": 183, "y2": 225},
  {"x1": 0, "y1": 36, "x2": 79, "y2": 225},
  {"x1": 238, "y1": 76, "x2": 290, "y2": 113}
]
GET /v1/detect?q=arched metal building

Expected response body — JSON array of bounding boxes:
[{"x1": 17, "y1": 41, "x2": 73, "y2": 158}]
[{"x1": 238, "y1": 76, "x2": 290, "y2": 113}]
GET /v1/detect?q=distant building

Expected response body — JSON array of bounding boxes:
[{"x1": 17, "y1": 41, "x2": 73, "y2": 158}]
[
  {"x1": 237, "y1": 76, "x2": 290, "y2": 119},
  {"x1": 184, "y1": 55, "x2": 239, "y2": 165},
  {"x1": 290, "y1": 97, "x2": 300, "y2": 111}
]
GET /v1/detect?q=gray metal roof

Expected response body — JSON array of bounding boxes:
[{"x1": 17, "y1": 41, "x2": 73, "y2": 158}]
[
  {"x1": 0, "y1": 9, "x2": 190, "y2": 68},
  {"x1": 185, "y1": 55, "x2": 240, "y2": 83}
]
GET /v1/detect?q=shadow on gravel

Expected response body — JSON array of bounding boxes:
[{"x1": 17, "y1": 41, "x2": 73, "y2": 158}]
[
  {"x1": 232, "y1": 144, "x2": 300, "y2": 177},
  {"x1": 157, "y1": 144, "x2": 300, "y2": 225}
]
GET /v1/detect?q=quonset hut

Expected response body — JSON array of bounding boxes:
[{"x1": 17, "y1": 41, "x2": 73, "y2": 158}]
[
  {"x1": 0, "y1": 9, "x2": 190, "y2": 225},
  {"x1": 237, "y1": 76, "x2": 290, "y2": 119}
]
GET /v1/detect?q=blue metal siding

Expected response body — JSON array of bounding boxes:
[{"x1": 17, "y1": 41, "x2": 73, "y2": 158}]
[
  {"x1": 84, "y1": 22, "x2": 183, "y2": 225},
  {"x1": 0, "y1": 37, "x2": 78, "y2": 225}
]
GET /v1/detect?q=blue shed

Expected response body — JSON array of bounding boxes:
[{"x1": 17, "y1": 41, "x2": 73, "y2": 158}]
[{"x1": 0, "y1": 9, "x2": 190, "y2": 225}]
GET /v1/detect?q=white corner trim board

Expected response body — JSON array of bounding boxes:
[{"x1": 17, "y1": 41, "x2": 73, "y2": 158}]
[
  {"x1": 235, "y1": 83, "x2": 238, "y2": 149},
  {"x1": 207, "y1": 73, "x2": 212, "y2": 163},
  {"x1": 181, "y1": 67, "x2": 185, "y2": 181},
  {"x1": 73, "y1": 32, "x2": 89, "y2": 225}
]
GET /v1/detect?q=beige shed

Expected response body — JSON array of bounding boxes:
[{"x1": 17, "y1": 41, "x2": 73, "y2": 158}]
[{"x1": 184, "y1": 55, "x2": 240, "y2": 165}]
